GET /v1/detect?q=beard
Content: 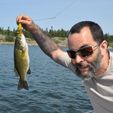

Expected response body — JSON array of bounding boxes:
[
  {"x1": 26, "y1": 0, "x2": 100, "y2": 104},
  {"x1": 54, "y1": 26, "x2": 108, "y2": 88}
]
[{"x1": 74, "y1": 50, "x2": 103, "y2": 80}]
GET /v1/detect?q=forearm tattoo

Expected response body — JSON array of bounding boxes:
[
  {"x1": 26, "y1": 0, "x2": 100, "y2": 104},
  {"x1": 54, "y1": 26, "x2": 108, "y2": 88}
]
[{"x1": 30, "y1": 24, "x2": 59, "y2": 57}]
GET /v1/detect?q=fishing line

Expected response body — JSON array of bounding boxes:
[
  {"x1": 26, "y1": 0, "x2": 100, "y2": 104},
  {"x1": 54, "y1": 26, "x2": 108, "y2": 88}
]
[
  {"x1": 34, "y1": 0, "x2": 77, "y2": 21},
  {"x1": 34, "y1": 16, "x2": 56, "y2": 21},
  {"x1": 54, "y1": 0, "x2": 76, "y2": 18}
]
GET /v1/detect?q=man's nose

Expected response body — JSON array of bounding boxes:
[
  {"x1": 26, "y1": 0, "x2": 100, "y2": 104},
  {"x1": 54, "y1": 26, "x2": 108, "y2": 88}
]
[{"x1": 72, "y1": 54, "x2": 84, "y2": 64}]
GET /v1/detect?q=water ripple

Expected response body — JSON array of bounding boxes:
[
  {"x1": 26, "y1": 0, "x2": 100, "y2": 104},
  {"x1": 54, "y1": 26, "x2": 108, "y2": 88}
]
[{"x1": 0, "y1": 45, "x2": 93, "y2": 113}]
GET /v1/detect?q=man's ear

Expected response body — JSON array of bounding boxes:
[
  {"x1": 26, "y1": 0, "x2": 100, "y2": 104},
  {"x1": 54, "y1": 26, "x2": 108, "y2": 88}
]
[
  {"x1": 100, "y1": 40, "x2": 108, "y2": 49},
  {"x1": 99, "y1": 40, "x2": 109, "y2": 58}
]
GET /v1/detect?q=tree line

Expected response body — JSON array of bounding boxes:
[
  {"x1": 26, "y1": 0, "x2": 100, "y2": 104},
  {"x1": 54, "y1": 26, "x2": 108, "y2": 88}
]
[
  {"x1": 0, "y1": 26, "x2": 113, "y2": 47},
  {"x1": 0, "y1": 26, "x2": 68, "y2": 42}
]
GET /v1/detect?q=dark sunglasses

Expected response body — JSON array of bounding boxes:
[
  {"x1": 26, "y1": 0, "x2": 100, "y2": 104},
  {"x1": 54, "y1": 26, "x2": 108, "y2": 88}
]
[{"x1": 67, "y1": 44, "x2": 98, "y2": 59}]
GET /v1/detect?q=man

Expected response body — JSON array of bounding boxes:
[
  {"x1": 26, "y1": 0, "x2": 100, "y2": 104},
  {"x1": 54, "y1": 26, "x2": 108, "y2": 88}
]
[{"x1": 16, "y1": 15, "x2": 113, "y2": 113}]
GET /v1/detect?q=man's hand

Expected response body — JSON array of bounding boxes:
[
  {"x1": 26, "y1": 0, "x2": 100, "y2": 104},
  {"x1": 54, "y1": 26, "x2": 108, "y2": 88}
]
[
  {"x1": 16, "y1": 15, "x2": 36, "y2": 32},
  {"x1": 16, "y1": 15, "x2": 67, "y2": 66}
]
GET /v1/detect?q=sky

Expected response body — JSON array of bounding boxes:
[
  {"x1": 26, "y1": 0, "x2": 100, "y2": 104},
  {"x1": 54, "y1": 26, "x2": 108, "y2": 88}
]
[{"x1": 0, "y1": 0, "x2": 113, "y2": 34}]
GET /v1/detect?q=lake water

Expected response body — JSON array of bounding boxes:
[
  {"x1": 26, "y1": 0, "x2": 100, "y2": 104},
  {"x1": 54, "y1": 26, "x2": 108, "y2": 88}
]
[{"x1": 0, "y1": 44, "x2": 93, "y2": 113}]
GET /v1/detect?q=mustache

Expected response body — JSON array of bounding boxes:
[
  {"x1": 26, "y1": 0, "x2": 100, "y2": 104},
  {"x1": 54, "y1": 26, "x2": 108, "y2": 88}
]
[
  {"x1": 75, "y1": 62, "x2": 97, "y2": 79},
  {"x1": 75, "y1": 63, "x2": 89, "y2": 68},
  {"x1": 75, "y1": 62, "x2": 97, "y2": 75}
]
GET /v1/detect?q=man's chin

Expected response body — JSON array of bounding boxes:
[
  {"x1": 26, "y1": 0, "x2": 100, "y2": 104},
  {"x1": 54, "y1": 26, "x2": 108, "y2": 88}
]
[
  {"x1": 76, "y1": 67, "x2": 93, "y2": 79},
  {"x1": 78, "y1": 70, "x2": 96, "y2": 80},
  {"x1": 76, "y1": 70, "x2": 93, "y2": 79},
  {"x1": 82, "y1": 70, "x2": 91, "y2": 76}
]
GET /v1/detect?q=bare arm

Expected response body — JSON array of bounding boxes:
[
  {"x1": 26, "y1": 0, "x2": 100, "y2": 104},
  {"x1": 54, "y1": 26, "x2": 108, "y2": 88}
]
[
  {"x1": 16, "y1": 15, "x2": 67, "y2": 63},
  {"x1": 29, "y1": 23, "x2": 59, "y2": 57}
]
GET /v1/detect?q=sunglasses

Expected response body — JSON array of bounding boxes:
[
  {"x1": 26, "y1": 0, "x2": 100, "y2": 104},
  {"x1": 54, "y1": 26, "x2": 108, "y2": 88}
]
[{"x1": 67, "y1": 44, "x2": 98, "y2": 59}]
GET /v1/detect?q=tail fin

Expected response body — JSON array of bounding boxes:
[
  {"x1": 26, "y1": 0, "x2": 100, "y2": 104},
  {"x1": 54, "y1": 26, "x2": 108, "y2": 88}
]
[{"x1": 18, "y1": 79, "x2": 29, "y2": 90}]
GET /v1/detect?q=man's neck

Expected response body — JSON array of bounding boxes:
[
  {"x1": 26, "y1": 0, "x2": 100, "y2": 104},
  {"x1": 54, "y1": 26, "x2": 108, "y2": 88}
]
[{"x1": 96, "y1": 51, "x2": 109, "y2": 76}]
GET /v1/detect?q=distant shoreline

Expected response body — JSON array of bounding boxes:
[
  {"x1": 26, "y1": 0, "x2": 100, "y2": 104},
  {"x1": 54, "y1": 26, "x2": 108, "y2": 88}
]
[
  {"x1": 0, "y1": 36, "x2": 68, "y2": 47},
  {"x1": 0, "y1": 41, "x2": 37, "y2": 46},
  {"x1": 1, "y1": 41, "x2": 113, "y2": 49},
  {"x1": 0, "y1": 40, "x2": 67, "y2": 48}
]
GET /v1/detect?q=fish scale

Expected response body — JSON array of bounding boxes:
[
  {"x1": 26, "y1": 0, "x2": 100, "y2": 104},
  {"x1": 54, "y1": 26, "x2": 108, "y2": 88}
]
[{"x1": 14, "y1": 23, "x2": 31, "y2": 90}]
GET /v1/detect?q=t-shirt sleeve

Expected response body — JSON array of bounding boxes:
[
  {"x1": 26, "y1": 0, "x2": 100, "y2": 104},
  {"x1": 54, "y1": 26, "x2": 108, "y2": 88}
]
[{"x1": 56, "y1": 52, "x2": 76, "y2": 73}]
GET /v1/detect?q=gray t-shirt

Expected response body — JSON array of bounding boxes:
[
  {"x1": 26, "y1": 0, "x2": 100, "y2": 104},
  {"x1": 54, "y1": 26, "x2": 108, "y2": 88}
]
[{"x1": 59, "y1": 51, "x2": 113, "y2": 113}]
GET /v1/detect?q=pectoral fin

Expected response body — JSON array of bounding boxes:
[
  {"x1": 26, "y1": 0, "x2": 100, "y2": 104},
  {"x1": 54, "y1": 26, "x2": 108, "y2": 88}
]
[{"x1": 27, "y1": 67, "x2": 31, "y2": 74}]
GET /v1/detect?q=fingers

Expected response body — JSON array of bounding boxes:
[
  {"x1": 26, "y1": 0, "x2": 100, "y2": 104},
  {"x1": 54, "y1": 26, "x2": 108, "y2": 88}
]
[
  {"x1": 16, "y1": 15, "x2": 32, "y2": 25},
  {"x1": 16, "y1": 15, "x2": 35, "y2": 30},
  {"x1": 16, "y1": 15, "x2": 23, "y2": 24}
]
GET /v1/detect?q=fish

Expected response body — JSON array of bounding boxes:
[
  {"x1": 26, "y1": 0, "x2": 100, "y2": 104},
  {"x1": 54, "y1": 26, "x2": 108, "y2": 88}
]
[{"x1": 14, "y1": 23, "x2": 31, "y2": 90}]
